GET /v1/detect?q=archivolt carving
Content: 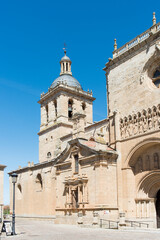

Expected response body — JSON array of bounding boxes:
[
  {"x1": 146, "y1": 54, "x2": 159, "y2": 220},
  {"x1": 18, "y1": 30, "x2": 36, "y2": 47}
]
[
  {"x1": 134, "y1": 152, "x2": 160, "y2": 174},
  {"x1": 155, "y1": 41, "x2": 160, "y2": 51},
  {"x1": 120, "y1": 104, "x2": 160, "y2": 139},
  {"x1": 137, "y1": 172, "x2": 160, "y2": 199}
]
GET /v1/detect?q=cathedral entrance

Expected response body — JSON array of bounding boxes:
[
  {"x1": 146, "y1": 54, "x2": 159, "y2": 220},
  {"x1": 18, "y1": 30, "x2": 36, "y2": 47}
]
[{"x1": 156, "y1": 190, "x2": 160, "y2": 228}]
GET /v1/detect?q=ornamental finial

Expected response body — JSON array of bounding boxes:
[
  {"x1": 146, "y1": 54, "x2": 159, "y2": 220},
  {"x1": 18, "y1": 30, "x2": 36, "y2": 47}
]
[
  {"x1": 114, "y1": 39, "x2": 117, "y2": 51},
  {"x1": 63, "y1": 43, "x2": 67, "y2": 55},
  {"x1": 153, "y1": 12, "x2": 156, "y2": 26}
]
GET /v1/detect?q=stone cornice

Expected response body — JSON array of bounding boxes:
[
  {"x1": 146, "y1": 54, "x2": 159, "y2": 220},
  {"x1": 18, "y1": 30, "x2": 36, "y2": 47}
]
[
  {"x1": 60, "y1": 133, "x2": 72, "y2": 141},
  {"x1": 38, "y1": 122, "x2": 73, "y2": 136},
  {"x1": 38, "y1": 84, "x2": 95, "y2": 104},
  {"x1": 0, "y1": 164, "x2": 6, "y2": 170},
  {"x1": 8, "y1": 160, "x2": 55, "y2": 175}
]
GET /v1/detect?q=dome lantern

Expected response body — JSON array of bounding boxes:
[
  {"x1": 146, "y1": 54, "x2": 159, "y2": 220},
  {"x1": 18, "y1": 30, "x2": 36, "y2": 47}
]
[
  {"x1": 60, "y1": 49, "x2": 72, "y2": 76},
  {"x1": 50, "y1": 50, "x2": 82, "y2": 90}
]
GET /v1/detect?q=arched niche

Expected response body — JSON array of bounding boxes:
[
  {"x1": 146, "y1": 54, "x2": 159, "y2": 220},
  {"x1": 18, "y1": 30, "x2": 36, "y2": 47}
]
[
  {"x1": 124, "y1": 138, "x2": 160, "y2": 170},
  {"x1": 35, "y1": 173, "x2": 43, "y2": 191},
  {"x1": 17, "y1": 183, "x2": 22, "y2": 200},
  {"x1": 137, "y1": 172, "x2": 160, "y2": 199}
]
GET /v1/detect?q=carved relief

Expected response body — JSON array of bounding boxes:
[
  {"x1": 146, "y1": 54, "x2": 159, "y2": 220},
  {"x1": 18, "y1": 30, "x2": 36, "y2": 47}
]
[
  {"x1": 134, "y1": 153, "x2": 160, "y2": 174},
  {"x1": 120, "y1": 104, "x2": 160, "y2": 139}
]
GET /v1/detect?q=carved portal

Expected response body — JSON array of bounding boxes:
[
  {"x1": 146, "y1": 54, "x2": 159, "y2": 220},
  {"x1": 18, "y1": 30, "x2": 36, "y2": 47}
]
[{"x1": 64, "y1": 175, "x2": 88, "y2": 209}]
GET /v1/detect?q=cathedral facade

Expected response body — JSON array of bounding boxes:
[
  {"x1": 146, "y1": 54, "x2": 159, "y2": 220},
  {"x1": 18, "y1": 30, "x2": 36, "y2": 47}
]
[{"x1": 9, "y1": 14, "x2": 160, "y2": 228}]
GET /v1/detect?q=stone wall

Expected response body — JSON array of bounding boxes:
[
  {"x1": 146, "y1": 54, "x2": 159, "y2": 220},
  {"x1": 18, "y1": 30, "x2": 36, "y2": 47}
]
[{"x1": 107, "y1": 37, "x2": 160, "y2": 117}]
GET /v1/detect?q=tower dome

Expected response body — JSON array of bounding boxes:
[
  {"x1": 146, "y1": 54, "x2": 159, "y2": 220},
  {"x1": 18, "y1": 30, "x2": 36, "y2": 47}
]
[{"x1": 50, "y1": 50, "x2": 82, "y2": 89}]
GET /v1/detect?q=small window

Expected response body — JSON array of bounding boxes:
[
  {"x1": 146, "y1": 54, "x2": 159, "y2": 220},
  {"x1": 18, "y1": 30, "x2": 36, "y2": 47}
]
[
  {"x1": 17, "y1": 184, "x2": 22, "y2": 200},
  {"x1": 153, "y1": 69, "x2": 160, "y2": 88},
  {"x1": 66, "y1": 63, "x2": 68, "y2": 71},
  {"x1": 46, "y1": 105, "x2": 49, "y2": 122},
  {"x1": 82, "y1": 102, "x2": 86, "y2": 111},
  {"x1": 54, "y1": 100, "x2": 57, "y2": 118},
  {"x1": 47, "y1": 152, "x2": 52, "y2": 158},
  {"x1": 89, "y1": 137, "x2": 95, "y2": 141},
  {"x1": 68, "y1": 99, "x2": 73, "y2": 119},
  {"x1": 36, "y1": 174, "x2": 43, "y2": 190},
  {"x1": 74, "y1": 154, "x2": 79, "y2": 173},
  {"x1": 18, "y1": 184, "x2": 22, "y2": 193}
]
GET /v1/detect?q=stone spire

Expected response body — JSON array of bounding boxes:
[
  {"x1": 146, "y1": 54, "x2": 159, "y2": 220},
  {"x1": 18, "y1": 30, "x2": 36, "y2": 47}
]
[
  {"x1": 114, "y1": 39, "x2": 117, "y2": 51},
  {"x1": 60, "y1": 48, "x2": 72, "y2": 76},
  {"x1": 152, "y1": 12, "x2": 156, "y2": 26}
]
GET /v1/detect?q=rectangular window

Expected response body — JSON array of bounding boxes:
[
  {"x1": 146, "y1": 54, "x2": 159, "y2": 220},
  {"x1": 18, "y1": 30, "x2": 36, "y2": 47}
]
[{"x1": 74, "y1": 154, "x2": 79, "y2": 173}]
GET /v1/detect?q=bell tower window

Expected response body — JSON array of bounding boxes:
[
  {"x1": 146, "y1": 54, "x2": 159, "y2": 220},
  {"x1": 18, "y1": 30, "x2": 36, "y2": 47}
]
[
  {"x1": 54, "y1": 100, "x2": 57, "y2": 118},
  {"x1": 82, "y1": 102, "x2": 86, "y2": 111},
  {"x1": 152, "y1": 69, "x2": 160, "y2": 88},
  {"x1": 46, "y1": 105, "x2": 49, "y2": 122},
  {"x1": 68, "y1": 99, "x2": 73, "y2": 119},
  {"x1": 47, "y1": 152, "x2": 52, "y2": 158}
]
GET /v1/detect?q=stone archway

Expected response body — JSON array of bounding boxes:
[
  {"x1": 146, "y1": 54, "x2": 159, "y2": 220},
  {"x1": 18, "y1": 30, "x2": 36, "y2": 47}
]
[
  {"x1": 136, "y1": 172, "x2": 160, "y2": 227},
  {"x1": 124, "y1": 139, "x2": 160, "y2": 227}
]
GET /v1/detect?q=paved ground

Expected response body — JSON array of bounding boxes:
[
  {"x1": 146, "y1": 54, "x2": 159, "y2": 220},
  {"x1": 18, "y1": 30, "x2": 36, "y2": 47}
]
[{"x1": 1, "y1": 219, "x2": 160, "y2": 240}]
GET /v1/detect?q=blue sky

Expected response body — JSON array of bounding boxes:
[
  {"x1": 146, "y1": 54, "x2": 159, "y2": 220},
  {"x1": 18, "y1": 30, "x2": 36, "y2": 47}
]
[{"x1": 0, "y1": 0, "x2": 160, "y2": 204}]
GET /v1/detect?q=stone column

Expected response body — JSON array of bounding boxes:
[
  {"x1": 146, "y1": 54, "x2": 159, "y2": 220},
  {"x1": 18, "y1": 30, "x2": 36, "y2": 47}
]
[
  {"x1": 40, "y1": 105, "x2": 47, "y2": 129},
  {"x1": 118, "y1": 212, "x2": 126, "y2": 229},
  {"x1": 69, "y1": 186, "x2": 72, "y2": 206},
  {"x1": 48, "y1": 101, "x2": 55, "y2": 125},
  {"x1": 64, "y1": 62, "x2": 66, "y2": 72},
  {"x1": 69, "y1": 63, "x2": 71, "y2": 72},
  {"x1": 66, "y1": 186, "x2": 68, "y2": 206},
  {"x1": 60, "y1": 63, "x2": 63, "y2": 74},
  {"x1": 78, "y1": 185, "x2": 81, "y2": 207},
  {"x1": 146, "y1": 201, "x2": 149, "y2": 218},
  {"x1": 82, "y1": 184, "x2": 85, "y2": 203},
  {"x1": 57, "y1": 95, "x2": 68, "y2": 122},
  {"x1": 86, "y1": 102, "x2": 93, "y2": 124},
  {"x1": 150, "y1": 198, "x2": 157, "y2": 228}
]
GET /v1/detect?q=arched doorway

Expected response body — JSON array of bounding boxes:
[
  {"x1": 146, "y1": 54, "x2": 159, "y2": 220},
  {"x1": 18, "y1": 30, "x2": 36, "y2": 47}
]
[
  {"x1": 125, "y1": 139, "x2": 160, "y2": 227},
  {"x1": 156, "y1": 190, "x2": 160, "y2": 228}
]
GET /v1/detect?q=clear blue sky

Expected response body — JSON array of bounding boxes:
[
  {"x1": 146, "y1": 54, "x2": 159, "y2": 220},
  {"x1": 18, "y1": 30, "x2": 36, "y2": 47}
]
[{"x1": 0, "y1": 0, "x2": 160, "y2": 204}]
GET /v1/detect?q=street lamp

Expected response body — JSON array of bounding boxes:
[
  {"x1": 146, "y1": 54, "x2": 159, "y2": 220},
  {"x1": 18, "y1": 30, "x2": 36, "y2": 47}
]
[{"x1": 11, "y1": 172, "x2": 18, "y2": 235}]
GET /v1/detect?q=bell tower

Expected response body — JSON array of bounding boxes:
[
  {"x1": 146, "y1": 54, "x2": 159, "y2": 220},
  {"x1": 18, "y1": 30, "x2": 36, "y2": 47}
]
[{"x1": 38, "y1": 50, "x2": 95, "y2": 162}]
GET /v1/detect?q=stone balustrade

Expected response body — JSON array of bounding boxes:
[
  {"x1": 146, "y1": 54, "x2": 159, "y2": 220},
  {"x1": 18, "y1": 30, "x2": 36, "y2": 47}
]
[{"x1": 113, "y1": 22, "x2": 160, "y2": 59}]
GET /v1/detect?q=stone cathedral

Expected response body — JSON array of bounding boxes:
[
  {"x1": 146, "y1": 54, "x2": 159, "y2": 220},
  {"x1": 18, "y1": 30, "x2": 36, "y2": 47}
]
[{"x1": 9, "y1": 14, "x2": 160, "y2": 228}]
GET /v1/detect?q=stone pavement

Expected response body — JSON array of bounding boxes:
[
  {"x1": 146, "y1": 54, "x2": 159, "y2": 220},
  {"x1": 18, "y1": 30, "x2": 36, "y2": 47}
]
[{"x1": 1, "y1": 219, "x2": 160, "y2": 240}]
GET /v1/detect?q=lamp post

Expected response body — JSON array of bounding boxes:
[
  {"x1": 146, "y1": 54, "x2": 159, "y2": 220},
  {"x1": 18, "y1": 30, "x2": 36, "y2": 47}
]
[{"x1": 10, "y1": 172, "x2": 18, "y2": 235}]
